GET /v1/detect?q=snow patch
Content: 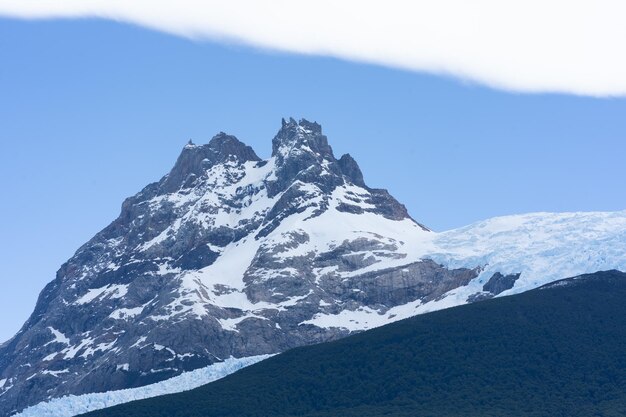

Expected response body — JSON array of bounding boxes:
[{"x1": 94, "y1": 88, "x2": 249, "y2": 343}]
[
  {"x1": 109, "y1": 307, "x2": 144, "y2": 320},
  {"x1": 62, "y1": 337, "x2": 94, "y2": 360},
  {"x1": 81, "y1": 339, "x2": 117, "y2": 359},
  {"x1": 44, "y1": 328, "x2": 70, "y2": 346},
  {"x1": 116, "y1": 363, "x2": 129, "y2": 372},
  {"x1": 75, "y1": 285, "x2": 128, "y2": 305},
  {"x1": 130, "y1": 336, "x2": 147, "y2": 349},
  {"x1": 218, "y1": 313, "x2": 268, "y2": 332},
  {"x1": 41, "y1": 369, "x2": 69, "y2": 378}
]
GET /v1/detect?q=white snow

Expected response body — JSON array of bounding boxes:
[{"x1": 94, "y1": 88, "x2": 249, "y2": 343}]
[
  {"x1": 1, "y1": 378, "x2": 15, "y2": 396},
  {"x1": 41, "y1": 369, "x2": 69, "y2": 378},
  {"x1": 116, "y1": 363, "x2": 129, "y2": 372},
  {"x1": 105, "y1": 262, "x2": 120, "y2": 272},
  {"x1": 44, "y1": 328, "x2": 70, "y2": 346},
  {"x1": 155, "y1": 262, "x2": 181, "y2": 276},
  {"x1": 109, "y1": 307, "x2": 144, "y2": 320},
  {"x1": 81, "y1": 339, "x2": 117, "y2": 359},
  {"x1": 13, "y1": 355, "x2": 272, "y2": 417},
  {"x1": 130, "y1": 336, "x2": 147, "y2": 349},
  {"x1": 62, "y1": 337, "x2": 95, "y2": 360},
  {"x1": 218, "y1": 313, "x2": 268, "y2": 332},
  {"x1": 137, "y1": 158, "x2": 278, "y2": 254},
  {"x1": 74, "y1": 284, "x2": 128, "y2": 305}
]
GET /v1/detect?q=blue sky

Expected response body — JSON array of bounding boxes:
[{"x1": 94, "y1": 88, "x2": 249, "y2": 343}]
[{"x1": 1, "y1": 18, "x2": 625, "y2": 342}]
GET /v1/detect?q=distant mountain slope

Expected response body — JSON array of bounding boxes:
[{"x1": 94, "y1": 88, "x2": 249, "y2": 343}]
[
  {"x1": 82, "y1": 270, "x2": 626, "y2": 417},
  {"x1": 1, "y1": 118, "x2": 625, "y2": 415}
]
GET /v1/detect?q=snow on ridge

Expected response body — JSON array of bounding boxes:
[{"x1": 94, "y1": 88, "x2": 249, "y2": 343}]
[
  {"x1": 74, "y1": 284, "x2": 128, "y2": 305},
  {"x1": 44, "y1": 328, "x2": 69, "y2": 346},
  {"x1": 41, "y1": 370, "x2": 69, "y2": 378},
  {"x1": 109, "y1": 306, "x2": 144, "y2": 320},
  {"x1": 12, "y1": 355, "x2": 272, "y2": 417}
]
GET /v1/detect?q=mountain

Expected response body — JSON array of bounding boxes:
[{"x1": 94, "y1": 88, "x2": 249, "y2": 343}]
[
  {"x1": 79, "y1": 270, "x2": 626, "y2": 417},
  {"x1": 1, "y1": 118, "x2": 625, "y2": 416}
]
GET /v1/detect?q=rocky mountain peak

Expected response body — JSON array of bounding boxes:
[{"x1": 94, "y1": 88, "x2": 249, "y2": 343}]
[
  {"x1": 207, "y1": 132, "x2": 259, "y2": 161},
  {"x1": 280, "y1": 117, "x2": 322, "y2": 134},
  {"x1": 265, "y1": 118, "x2": 341, "y2": 198},
  {"x1": 338, "y1": 153, "x2": 366, "y2": 188},
  {"x1": 159, "y1": 133, "x2": 260, "y2": 194},
  {"x1": 272, "y1": 117, "x2": 333, "y2": 159},
  {"x1": 0, "y1": 118, "x2": 430, "y2": 416}
]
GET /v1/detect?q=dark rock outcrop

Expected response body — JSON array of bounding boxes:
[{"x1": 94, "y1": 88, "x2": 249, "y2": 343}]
[{"x1": 483, "y1": 272, "x2": 521, "y2": 295}]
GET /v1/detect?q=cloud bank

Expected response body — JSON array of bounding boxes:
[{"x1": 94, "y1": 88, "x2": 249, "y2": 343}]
[{"x1": 2, "y1": 0, "x2": 625, "y2": 96}]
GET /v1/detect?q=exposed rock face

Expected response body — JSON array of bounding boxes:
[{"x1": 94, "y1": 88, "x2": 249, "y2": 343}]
[
  {"x1": 483, "y1": 272, "x2": 521, "y2": 295},
  {"x1": 466, "y1": 272, "x2": 522, "y2": 302},
  {"x1": 0, "y1": 119, "x2": 494, "y2": 415}
]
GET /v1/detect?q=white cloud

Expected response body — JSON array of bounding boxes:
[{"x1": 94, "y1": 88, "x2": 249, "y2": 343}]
[{"x1": 1, "y1": 0, "x2": 625, "y2": 96}]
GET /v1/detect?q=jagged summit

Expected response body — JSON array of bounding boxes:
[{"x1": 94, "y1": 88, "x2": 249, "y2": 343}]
[
  {"x1": 159, "y1": 119, "x2": 411, "y2": 223},
  {"x1": 280, "y1": 117, "x2": 322, "y2": 133},
  {"x1": 166, "y1": 118, "x2": 358, "y2": 198},
  {"x1": 272, "y1": 117, "x2": 330, "y2": 157},
  {"x1": 263, "y1": 118, "x2": 412, "y2": 223},
  {"x1": 161, "y1": 133, "x2": 260, "y2": 194},
  {"x1": 337, "y1": 153, "x2": 365, "y2": 188}
]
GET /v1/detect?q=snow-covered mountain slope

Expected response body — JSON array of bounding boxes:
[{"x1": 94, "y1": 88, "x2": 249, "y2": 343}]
[
  {"x1": 302, "y1": 210, "x2": 626, "y2": 330},
  {"x1": 13, "y1": 355, "x2": 271, "y2": 417},
  {"x1": 432, "y1": 210, "x2": 626, "y2": 295},
  {"x1": 0, "y1": 118, "x2": 624, "y2": 416}
]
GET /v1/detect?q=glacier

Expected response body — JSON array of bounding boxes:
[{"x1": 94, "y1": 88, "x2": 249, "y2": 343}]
[{"x1": 13, "y1": 355, "x2": 271, "y2": 417}]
